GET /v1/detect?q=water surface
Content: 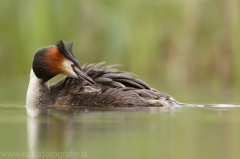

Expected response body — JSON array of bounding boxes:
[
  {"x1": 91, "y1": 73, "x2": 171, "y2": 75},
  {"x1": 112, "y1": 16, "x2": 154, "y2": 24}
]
[{"x1": 0, "y1": 104, "x2": 240, "y2": 159}]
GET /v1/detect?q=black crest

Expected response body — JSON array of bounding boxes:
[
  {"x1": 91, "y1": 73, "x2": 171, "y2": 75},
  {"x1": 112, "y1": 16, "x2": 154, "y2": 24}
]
[{"x1": 56, "y1": 40, "x2": 82, "y2": 70}]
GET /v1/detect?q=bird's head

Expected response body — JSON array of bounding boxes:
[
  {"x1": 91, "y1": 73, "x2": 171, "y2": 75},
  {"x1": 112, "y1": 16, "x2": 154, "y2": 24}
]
[{"x1": 32, "y1": 40, "x2": 96, "y2": 85}]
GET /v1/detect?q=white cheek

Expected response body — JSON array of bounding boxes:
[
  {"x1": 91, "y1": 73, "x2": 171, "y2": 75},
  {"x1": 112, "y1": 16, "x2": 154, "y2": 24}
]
[{"x1": 61, "y1": 60, "x2": 78, "y2": 78}]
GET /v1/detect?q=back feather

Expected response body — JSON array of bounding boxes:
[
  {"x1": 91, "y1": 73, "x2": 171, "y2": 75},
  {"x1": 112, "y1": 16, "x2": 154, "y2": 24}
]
[
  {"x1": 50, "y1": 62, "x2": 151, "y2": 96},
  {"x1": 82, "y1": 62, "x2": 150, "y2": 89}
]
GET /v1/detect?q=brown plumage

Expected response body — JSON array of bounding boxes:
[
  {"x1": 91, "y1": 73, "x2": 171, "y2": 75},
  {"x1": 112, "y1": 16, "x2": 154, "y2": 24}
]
[
  {"x1": 44, "y1": 48, "x2": 65, "y2": 74},
  {"x1": 26, "y1": 40, "x2": 179, "y2": 108}
]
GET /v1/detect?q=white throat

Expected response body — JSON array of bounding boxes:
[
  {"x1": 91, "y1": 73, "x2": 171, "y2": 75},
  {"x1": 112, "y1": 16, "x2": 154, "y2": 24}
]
[{"x1": 26, "y1": 69, "x2": 49, "y2": 107}]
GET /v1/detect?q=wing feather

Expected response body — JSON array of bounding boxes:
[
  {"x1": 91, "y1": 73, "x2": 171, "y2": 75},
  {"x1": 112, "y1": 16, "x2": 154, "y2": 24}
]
[{"x1": 81, "y1": 62, "x2": 150, "y2": 89}]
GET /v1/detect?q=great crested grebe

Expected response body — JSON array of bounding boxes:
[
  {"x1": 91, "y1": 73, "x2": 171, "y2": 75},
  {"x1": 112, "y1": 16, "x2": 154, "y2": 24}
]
[{"x1": 26, "y1": 40, "x2": 179, "y2": 107}]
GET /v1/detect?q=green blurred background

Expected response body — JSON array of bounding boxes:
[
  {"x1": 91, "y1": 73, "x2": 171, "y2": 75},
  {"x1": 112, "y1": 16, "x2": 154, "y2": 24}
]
[{"x1": 0, "y1": 0, "x2": 239, "y2": 104}]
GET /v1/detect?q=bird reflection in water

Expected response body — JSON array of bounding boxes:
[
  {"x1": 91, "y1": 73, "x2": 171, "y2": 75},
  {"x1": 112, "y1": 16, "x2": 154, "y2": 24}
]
[
  {"x1": 26, "y1": 105, "x2": 172, "y2": 159},
  {"x1": 27, "y1": 106, "x2": 88, "y2": 159}
]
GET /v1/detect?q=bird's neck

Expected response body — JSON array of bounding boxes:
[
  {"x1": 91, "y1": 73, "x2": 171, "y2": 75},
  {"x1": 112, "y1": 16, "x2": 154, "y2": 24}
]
[{"x1": 26, "y1": 69, "x2": 51, "y2": 107}]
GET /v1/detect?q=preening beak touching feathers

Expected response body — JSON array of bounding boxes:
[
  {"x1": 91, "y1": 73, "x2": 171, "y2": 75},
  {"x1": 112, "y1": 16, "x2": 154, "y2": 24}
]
[
  {"x1": 26, "y1": 40, "x2": 179, "y2": 107},
  {"x1": 32, "y1": 40, "x2": 97, "y2": 85}
]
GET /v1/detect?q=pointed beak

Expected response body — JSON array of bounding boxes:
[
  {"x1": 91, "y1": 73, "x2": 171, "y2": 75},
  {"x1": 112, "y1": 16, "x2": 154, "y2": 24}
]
[
  {"x1": 72, "y1": 66, "x2": 96, "y2": 85},
  {"x1": 76, "y1": 71, "x2": 103, "y2": 91},
  {"x1": 76, "y1": 71, "x2": 96, "y2": 85},
  {"x1": 71, "y1": 65, "x2": 102, "y2": 91}
]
